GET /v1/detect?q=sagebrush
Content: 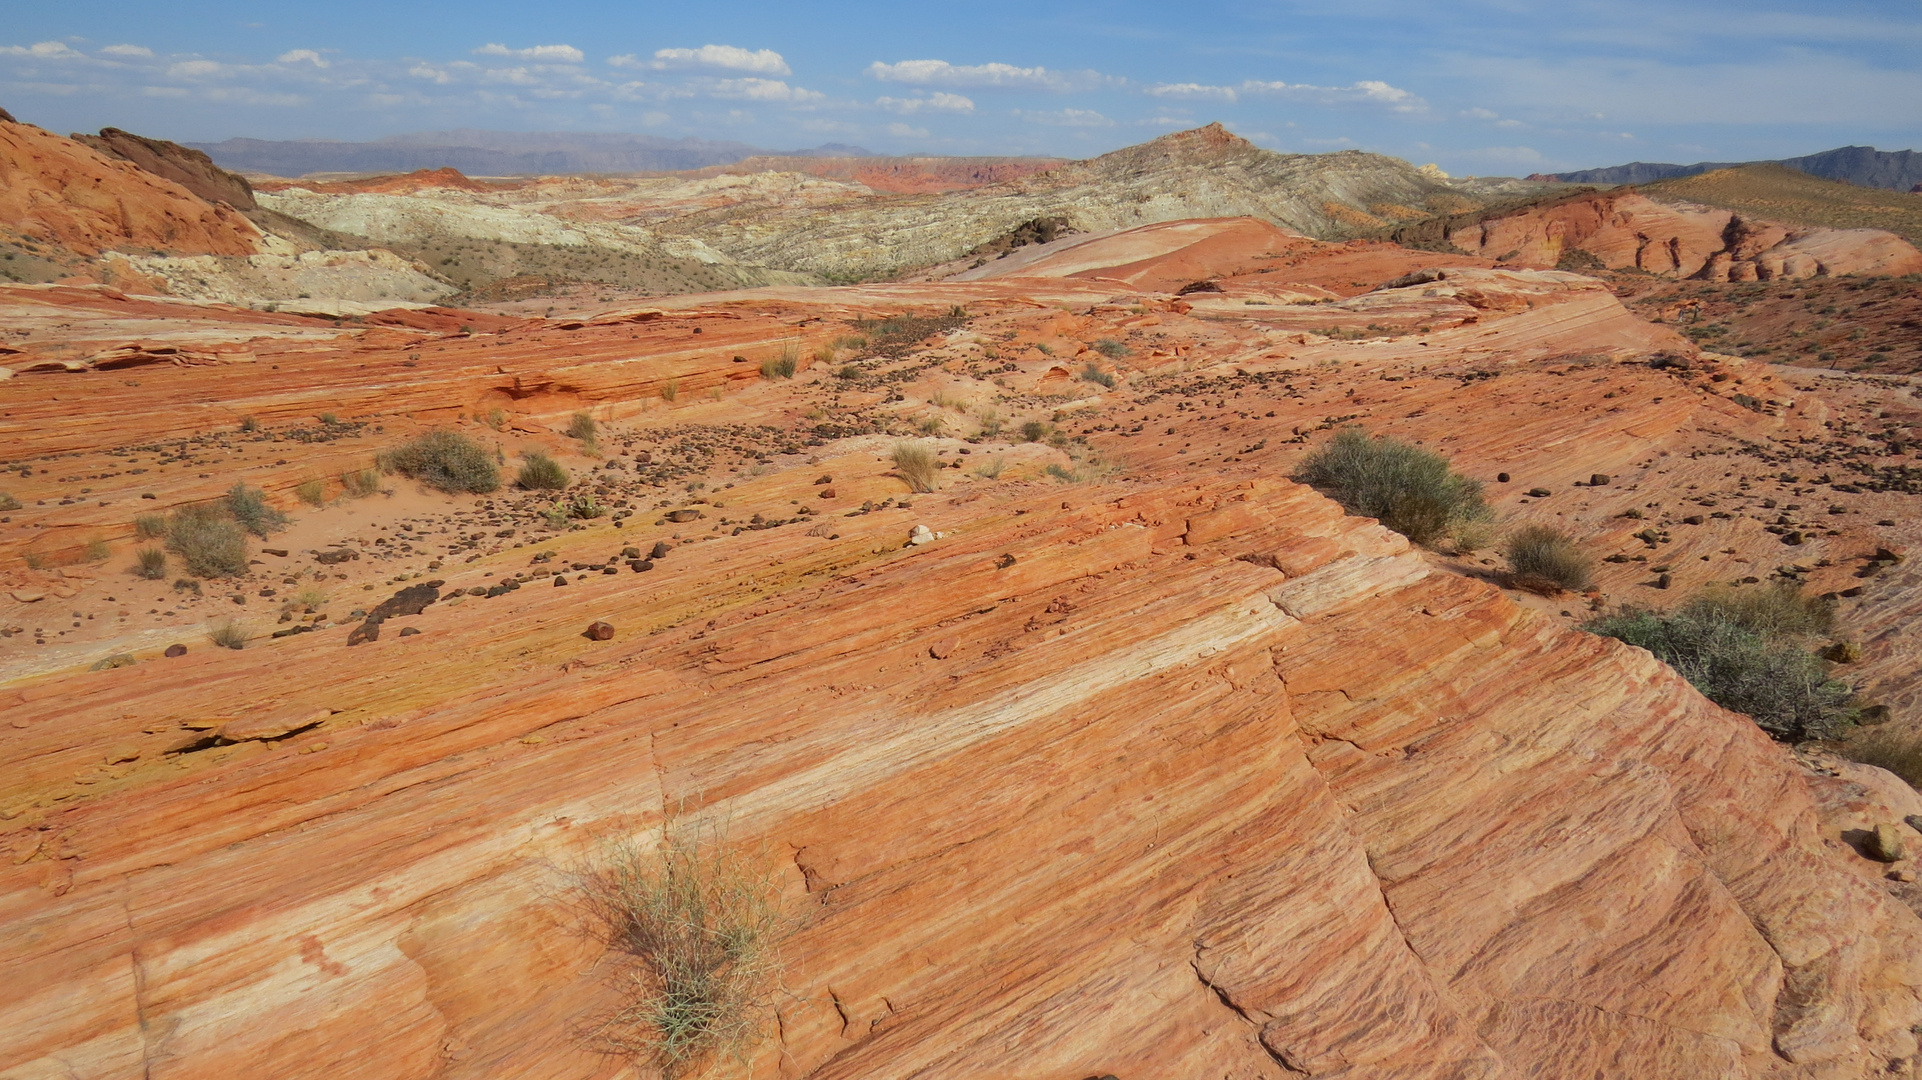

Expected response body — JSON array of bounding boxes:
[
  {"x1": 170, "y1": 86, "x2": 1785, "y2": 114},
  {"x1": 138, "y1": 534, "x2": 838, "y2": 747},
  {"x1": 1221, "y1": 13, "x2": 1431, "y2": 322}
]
[
  {"x1": 378, "y1": 431, "x2": 499, "y2": 493},
  {"x1": 1298, "y1": 426, "x2": 1489, "y2": 547},
  {"x1": 1504, "y1": 524, "x2": 1594, "y2": 591},
  {"x1": 518, "y1": 451, "x2": 569, "y2": 491},
  {"x1": 165, "y1": 504, "x2": 249, "y2": 578}
]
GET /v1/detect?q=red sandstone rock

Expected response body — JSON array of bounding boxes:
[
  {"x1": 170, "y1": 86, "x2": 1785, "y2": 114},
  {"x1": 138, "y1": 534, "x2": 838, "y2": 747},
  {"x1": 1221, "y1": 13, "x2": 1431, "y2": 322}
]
[{"x1": 72, "y1": 128, "x2": 256, "y2": 211}]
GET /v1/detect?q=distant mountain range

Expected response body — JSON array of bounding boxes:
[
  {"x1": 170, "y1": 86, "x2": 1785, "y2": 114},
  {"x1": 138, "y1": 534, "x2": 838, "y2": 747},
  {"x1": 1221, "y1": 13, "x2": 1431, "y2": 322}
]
[
  {"x1": 1541, "y1": 146, "x2": 1922, "y2": 192},
  {"x1": 186, "y1": 129, "x2": 874, "y2": 178}
]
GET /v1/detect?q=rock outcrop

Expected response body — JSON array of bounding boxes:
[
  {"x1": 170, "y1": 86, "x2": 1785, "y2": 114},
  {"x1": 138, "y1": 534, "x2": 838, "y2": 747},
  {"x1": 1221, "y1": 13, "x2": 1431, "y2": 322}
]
[
  {"x1": 1446, "y1": 190, "x2": 1922, "y2": 280},
  {"x1": 72, "y1": 128, "x2": 257, "y2": 211},
  {"x1": 0, "y1": 118, "x2": 262, "y2": 257}
]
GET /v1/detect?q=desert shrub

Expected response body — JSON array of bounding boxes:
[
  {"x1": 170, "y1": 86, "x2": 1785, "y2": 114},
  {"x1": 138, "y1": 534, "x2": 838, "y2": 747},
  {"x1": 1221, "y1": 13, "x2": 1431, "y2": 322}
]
[
  {"x1": 238, "y1": 415, "x2": 259, "y2": 433},
  {"x1": 1020, "y1": 420, "x2": 1052, "y2": 443},
  {"x1": 891, "y1": 441, "x2": 941, "y2": 493},
  {"x1": 566, "y1": 493, "x2": 606, "y2": 519},
  {"x1": 836, "y1": 364, "x2": 862, "y2": 380},
  {"x1": 340, "y1": 468, "x2": 382, "y2": 497},
  {"x1": 134, "y1": 512, "x2": 167, "y2": 538},
  {"x1": 811, "y1": 343, "x2": 836, "y2": 366},
  {"x1": 568, "y1": 412, "x2": 598, "y2": 441},
  {"x1": 85, "y1": 539, "x2": 110, "y2": 562},
  {"x1": 1585, "y1": 587, "x2": 1857, "y2": 741},
  {"x1": 518, "y1": 451, "x2": 570, "y2": 491},
  {"x1": 1504, "y1": 524, "x2": 1594, "y2": 591},
  {"x1": 318, "y1": 412, "x2": 339, "y2": 426},
  {"x1": 133, "y1": 546, "x2": 167, "y2": 579},
  {"x1": 165, "y1": 504, "x2": 248, "y2": 578},
  {"x1": 482, "y1": 407, "x2": 507, "y2": 430},
  {"x1": 295, "y1": 479, "x2": 326, "y2": 506},
  {"x1": 1297, "y1": 426, "x2": 1489, "y2": 547},
  {"x1": 916, "y1": 415, "x2": 946, "y2": 436},
  {"x1": 207, "y1": 617, "x2": 248, "y2": 651},
  {"x1": 0, "y1": 491, "x2": 20, "y2": 512},
  {"x1": 1078, "y1": 363, "x2": 1117, "y2": 389},
  {"x1": 975, "y1": 408, "x2": 1004, "y2": 438},
  {"x1": 579, "y1": 828, "x2": 787, "y2": 1077},
  {"x1": 225, "y1": 483, "x2": 289, "y2": 538},
  {"x1": 1094, "y1": 339, "x2": 1130, "y2": 359},
  {"x1": 1692, "y1": 581, "x2": 1833, "y2": 638},
  {"x1": 378, "y1": 430, "x2": 499, "y2": 493},
  {"x1": 760, "y1": 346, "x2": 798, "y2": 380},
  {"x1": 661, "y1": 379, "x2": 680, "y2": 402},
  {"x1": 974, "y1": 456, "x2": 1005, "y2": 479}
]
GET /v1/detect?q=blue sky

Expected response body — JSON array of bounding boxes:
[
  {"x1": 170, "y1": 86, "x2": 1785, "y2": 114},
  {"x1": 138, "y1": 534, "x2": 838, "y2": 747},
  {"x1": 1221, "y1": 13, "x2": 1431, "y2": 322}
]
[{"x1": 3, "y1": 0, "x2": 1918, "y2": 174}]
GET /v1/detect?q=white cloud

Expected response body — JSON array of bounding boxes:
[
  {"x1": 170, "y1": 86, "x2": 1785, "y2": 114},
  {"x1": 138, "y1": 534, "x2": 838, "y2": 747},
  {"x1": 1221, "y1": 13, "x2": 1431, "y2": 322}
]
[
  {"x1": 472, "y1": 43, "x2": 584, "y2": 63},
  {"x1": 1015, "y1": 107, "x2": 1114, "y2": 127},
  {"x1": 409, "y1": 63, "x2": 452, "y2": 84},
  {"x1": 636, "y1": 44, "x2": 789, "y2": 75},
  {"x1": 277, "y1": 49, "x2": 329, "y2": 68},
  {"x1": 867, "y1": 59, "x2": 1107, "y2": 92},
  {"x1": 1148, "y1": 82, "x2": 1238, "y2": 103},
  {"x1": 167, "y1": 59, "x2": 228, "y2": 79},
  {"x1": 100, "y1": 44, "x2": 153, "y2": 58},
  {"x1": 707, "y1": 77, "x2": 821, "y2": 102},
  {"x1": 1, "y1": 41, "x2": 83, "y2": 59},
  {"x1": 1461, "y1": 107, "x2": 1499, "y2": 120},
  {"x1": 1239, "y1": 78, "x2": 1427, "y2": 112},
  {"x1": 876, "y1": 91, "x2": 974, "y2": 114},
  {"x1": 887, "y1": 121, "x2": 930, "y2": 138}
]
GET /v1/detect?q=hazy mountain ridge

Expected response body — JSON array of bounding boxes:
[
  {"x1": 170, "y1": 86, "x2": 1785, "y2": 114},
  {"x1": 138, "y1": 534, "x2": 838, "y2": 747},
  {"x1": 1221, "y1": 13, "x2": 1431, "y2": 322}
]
[
  {"x1": 187, "y1": 129, "x2": 872, "y2": 178},
  {"x1": 1546, "y1": 145, "x2": 1922, "y2": 192}
]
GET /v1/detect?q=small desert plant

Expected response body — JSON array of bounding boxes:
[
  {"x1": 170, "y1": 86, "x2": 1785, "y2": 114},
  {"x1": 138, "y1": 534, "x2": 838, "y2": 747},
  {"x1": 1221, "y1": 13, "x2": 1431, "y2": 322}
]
[
  {"x1": 1692, "y1": 581, "x2": 1833, "y2": 639},
  {"x1": 974, "y1": 456, "x2": 1005, "y2": 479},
  {"x1": 207, "y1": 617, "x2": 248, "y2": 650},
  {"x1": 760, "y1": 346, "x2": 798, "y2": 380},
  {"x1": 1078, "y1": 363, "x2": 1117, "y2": 389},
  {"x1": 892, "y1": 441, "x2": 941, "y2": 493},
  {"x1": 661, "y1": 379, "x2": 680, "y2": 403},
  {"x1": 1033, "y1": 342, "x2": 1054, "y2": 356},
  {"x1": 340, "y1": 468, "x2": 382, "y2": 497},
  {"x1": 518, "y1": 451, "x2": 570, "y2": 491},
  {"x1": 318, "y1": 412, "x2": 340, "y2": 426},
  {"x1": 295, "y1": 479, "x2": 327, "y2": 507},
  {"x1": 1586, "y1": 584, "x2": 1857, "y2": 741},
  {"x1": 133, "y1": 546, "x2": 167, "y2": 579},
  {"x1": 1840, "y1": 730, "x2": 1922, "y2": 788},
  {"x1": 134, "y1": 512, "x2": 167, "y2": 539},
  {"x1": 165, "y1": 504, "x2": 249, "y2": 578},
  {"x1": 1093, "y1": 339, "x2": 1130, "y2": 359},
  {"x1": 482, "y1": 407, "x2": 507, "y2": 431},
  {"x1": 378, "y1": 430, "x2": 500, "y2": 494},
  {"x1": 568, "y1": 411, "x2": 598, "y2": 441},
  {"x1": 0, "y1": 491, "x2": 20, "y2": 512},
  {"x1": 916, "y1": 415, "x2": 946, "y2": 436},
  {"x1": 811, "y1": 343, "x2": 836, "y2": 365},
  {"x1": 1297, "y1": 426, "x2": 1490, "y2": 547},
  {"x1": 225, "y1": 483, "x2": 289, "y2": 538},
  {"x1": 1020, "y1": 420, "x2": 1052, "y2": 443},
  {"x1": 567, "y1": 493, "x2": 607, "y2": 519},
  {"x1": 579, "y1": 827, "x2": 788, "y2": 1078},
  {"x1": 975, "y1": 408, "x2": 1004, "y2": 438},
  {"x1": 836, "y1": 364, "x2": 862, "y2": 380},
  {"x1": 543, "y1": 503, "x2": 572, "y2": 529},
  {"x1": 295, "y1": 586, "x2": 328, "y2": 609},
  {"x1": 238, "y1": 415, "x2": 259, "y2": 433},
  {"x1": 85, "y1": 539, "x2": 110, "y2": 562},
  {"x1": 1504, "y1": 524, "x2": 1594, "y2": 591}
]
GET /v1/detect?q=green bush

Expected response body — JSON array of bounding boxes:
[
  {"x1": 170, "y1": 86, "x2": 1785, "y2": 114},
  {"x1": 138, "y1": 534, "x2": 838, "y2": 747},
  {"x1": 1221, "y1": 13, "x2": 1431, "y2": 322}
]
[
  {"x1": 1504, "y1": 524, "x2": 1594, "y2": 591},
  {"x1": 580, "y1": 830, "x2": 787, "y2": 1077},
  {"x1": 225, "y1": 483, "x2": 289, "y2": 538},
  {"x1": 517, "y1": 451, "x2": 570, "y2": 491},
  {"x1": 1078, "y1": 363, "x2": 1117, "y2": 389},
  {"x1": 378, "y1": 431, "x2": 499, "y2": 493},
  {"x1": 165, "y1": 504, "x2": 248, "y2": 578},
  {"x1": 1093, "y1": 339, "x2": 1130, "y2": 359},
  {"x1": 1020, "y1": 420, "x2": 1051, "y2": 443},
  {"x1": 1586, "y1": 586, "x2": 1857, "y2": 741},
  {"x1": 891, "y1": 441, "x2": 941, "y2": 493},
  {"x1": 1297, "y1": 426, "x2": 1489, "y2": 547},
  {"x1": 134, "y1": 512, "x2": 167, "y2": 538}
]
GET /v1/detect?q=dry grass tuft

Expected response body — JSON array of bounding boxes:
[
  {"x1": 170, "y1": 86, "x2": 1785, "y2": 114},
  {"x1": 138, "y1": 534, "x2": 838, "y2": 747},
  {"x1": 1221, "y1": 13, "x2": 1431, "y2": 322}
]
[{"x1": 891, "y1": 441, "x2": 941, "y2": 493}]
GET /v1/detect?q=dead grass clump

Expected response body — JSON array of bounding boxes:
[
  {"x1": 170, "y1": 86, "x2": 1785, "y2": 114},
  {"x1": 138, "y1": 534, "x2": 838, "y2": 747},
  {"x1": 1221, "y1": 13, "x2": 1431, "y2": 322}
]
[
  {"x1": 340, "y1": 468, "x2": 382, "y2": 498},
  {"x1": 378, "y1": 431, "x2": 500, "y2": 494},
  {"x1": 1840, "y1": 730, "x2": 1922, "y2": 789},
  {"x1": 295, "y1": 479, "x2": 327, "y2": 506},
  {"x1": 0, "y1": 492, "x2": 20, "y2": 512},
  {"x1": 580, "y1": 828, "x2": 787, "y2": 1077},
  {"x1": 568, "y1": 411, "x2": 598, "y2": 442},
  {"x1": 165, "y1": 504, "x2": 249, "y2": 578},
  {"x1": 207, "y1": 617, "x2": 248, "y2": 650},
  {"x1": 134, "y1": 547, "x2": 167, "y2": 579},
  {"x1": 134, "y1": 512, "x2": 168, "y2": 539},
  {"x1": 1503, "y1": 524, "x2": 1594, "y2": 592},
  {"x1": 891, "y1": 441, "x2": 941, "y2": 493},
  {"x1": 760, "y1": 346, "x2": 798, "y2": 380}
]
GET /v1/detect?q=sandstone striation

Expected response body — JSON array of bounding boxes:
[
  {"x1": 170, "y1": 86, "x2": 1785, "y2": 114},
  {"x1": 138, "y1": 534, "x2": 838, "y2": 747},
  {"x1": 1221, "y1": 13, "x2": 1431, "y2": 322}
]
[{"x1": 6, "y1": 212, "x2": 1922, "y2": 1079}]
